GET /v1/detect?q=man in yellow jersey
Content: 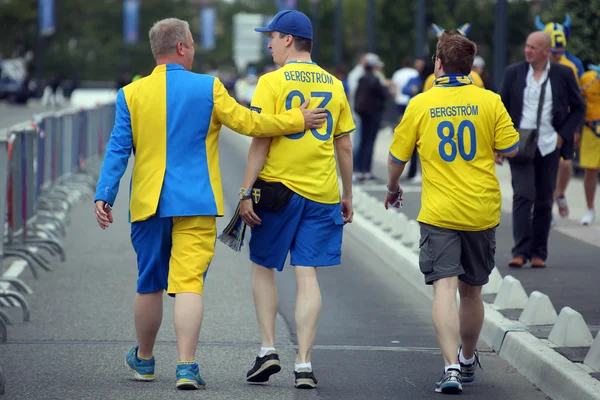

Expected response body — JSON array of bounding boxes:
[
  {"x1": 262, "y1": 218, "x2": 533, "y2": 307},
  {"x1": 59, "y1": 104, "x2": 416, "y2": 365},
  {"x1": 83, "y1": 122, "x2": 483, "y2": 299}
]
[
  {"x1": 385, "y1": 31, "x2": 519, "y2": 394},
  {"x1": 549, "y1": 30, "x2": 580, "y2": 219},
  {"x1": 236, "y1": 10, "x2": 354, "y2": 389},
  {"x1": 93, "y1": 18, "x2": 327, "y2": 390},
  {"x1": 422, "y1": 23, "x2": 485, "y2": 92},
  {"x1": 578, "y1": 65, "x2": 600, "y2": 225}
]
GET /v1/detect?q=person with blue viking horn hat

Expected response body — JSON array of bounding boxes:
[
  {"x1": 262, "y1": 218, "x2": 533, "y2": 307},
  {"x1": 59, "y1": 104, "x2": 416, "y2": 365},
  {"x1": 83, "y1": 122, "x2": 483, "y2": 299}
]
[
  {"x1": 422, "y1": 23, "x2": 485, "y2": 92},
  {"x1": 535, "y1": 14, "x2": 584, "y2": 78}
]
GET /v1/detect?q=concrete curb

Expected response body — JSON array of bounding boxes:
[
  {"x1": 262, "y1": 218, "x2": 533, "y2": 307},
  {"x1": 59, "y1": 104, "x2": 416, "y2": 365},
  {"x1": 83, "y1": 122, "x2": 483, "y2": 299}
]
[{"x1": 349, "y1": 191, "x2": 600, "y2": 400}]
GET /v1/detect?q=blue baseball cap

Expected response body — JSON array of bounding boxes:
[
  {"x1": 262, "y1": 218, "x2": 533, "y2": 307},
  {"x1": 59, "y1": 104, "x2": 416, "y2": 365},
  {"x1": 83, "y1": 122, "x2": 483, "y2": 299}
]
[{"x1": 254, "y1": 10, "x2": 313, "y2": 40}]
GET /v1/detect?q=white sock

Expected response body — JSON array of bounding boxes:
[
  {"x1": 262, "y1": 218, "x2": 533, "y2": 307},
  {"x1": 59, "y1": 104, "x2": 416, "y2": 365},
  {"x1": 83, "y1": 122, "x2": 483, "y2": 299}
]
[
  {"x1": 459, "y1": 349, "x2": 475, "y2": 365},
  {"x1": 445, "y1": 364, "x2": 461, "y2": 373},
  {"x1": 259, "y1": 347, "x2": 276, "y2": 357},
  {"x1": 295, "y1": 362, "x2": 312, "y2": 372}
]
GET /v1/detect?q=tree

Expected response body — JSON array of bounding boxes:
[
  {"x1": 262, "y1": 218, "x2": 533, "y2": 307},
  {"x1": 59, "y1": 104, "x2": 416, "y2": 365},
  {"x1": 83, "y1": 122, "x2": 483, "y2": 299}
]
[
  {"x1": 0, "y1": 0, "x2": 197, "y2": 81},
  {"x1": 0, "y1": 0, "x2": 37, "y2": 59}
]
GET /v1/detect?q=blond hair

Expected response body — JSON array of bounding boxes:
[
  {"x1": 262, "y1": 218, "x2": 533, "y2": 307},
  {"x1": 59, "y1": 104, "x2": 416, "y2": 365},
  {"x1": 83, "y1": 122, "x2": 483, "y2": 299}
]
[{"x1": 149, "y1": 18, "x2": 190, "y2": 59}]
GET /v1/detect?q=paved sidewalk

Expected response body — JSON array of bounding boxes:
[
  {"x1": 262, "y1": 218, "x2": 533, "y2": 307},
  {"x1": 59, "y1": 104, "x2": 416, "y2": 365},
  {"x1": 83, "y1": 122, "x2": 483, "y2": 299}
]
[{"x1": 0, "y1": 132, "x2": 553, "y2": 399}]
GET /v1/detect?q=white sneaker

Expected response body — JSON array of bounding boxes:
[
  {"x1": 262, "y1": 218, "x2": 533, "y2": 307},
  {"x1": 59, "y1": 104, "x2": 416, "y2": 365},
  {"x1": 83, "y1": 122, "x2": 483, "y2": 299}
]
[{"x1": 581, "y1": 209, "x2": 596, "y2": 226}]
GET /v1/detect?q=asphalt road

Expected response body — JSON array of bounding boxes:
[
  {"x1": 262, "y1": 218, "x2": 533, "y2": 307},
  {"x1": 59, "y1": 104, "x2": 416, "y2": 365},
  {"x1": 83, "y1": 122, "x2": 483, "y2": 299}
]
[
  {"x1": 0, "y1": 131, "x2": 550, "y2": 399},
  {"x1": 0, "y1": 101, "x2": 58, "y2": 130}
]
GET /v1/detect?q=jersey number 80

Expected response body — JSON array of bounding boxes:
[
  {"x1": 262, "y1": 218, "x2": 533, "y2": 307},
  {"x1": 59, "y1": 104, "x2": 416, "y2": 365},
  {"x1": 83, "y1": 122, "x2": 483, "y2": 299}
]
[{"x1": 437, "y1": 120, "x2": 477, "y2": 162}]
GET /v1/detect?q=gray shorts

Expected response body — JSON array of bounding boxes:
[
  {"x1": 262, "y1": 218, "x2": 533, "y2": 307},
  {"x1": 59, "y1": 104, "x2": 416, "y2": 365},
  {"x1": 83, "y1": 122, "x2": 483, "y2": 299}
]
[{"x1": 418, "y1": 222, "x2": 497, "y2": 286}]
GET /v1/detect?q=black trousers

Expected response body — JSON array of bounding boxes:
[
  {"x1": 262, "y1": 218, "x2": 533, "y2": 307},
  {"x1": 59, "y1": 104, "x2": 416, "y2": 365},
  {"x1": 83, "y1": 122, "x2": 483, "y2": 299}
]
[
  {"x1": 355, "y1": 113, "x2": 382, "y2": 174},
  {"x1": 509, "y1": 148, "x2": 560, "y2": 261}
]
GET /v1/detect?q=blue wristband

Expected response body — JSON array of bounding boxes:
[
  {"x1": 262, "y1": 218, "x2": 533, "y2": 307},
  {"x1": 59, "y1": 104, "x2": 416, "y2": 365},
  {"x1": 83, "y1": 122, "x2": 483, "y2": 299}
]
[{"x1": 386, "y1": 185, "x2": 401, "y2": 195}]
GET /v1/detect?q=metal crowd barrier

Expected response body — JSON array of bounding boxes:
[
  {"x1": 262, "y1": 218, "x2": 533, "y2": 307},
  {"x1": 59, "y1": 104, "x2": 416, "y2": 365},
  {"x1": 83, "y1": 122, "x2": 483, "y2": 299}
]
[{"x1": 0, "y1": 103, "x2": 114, "y2": 353}]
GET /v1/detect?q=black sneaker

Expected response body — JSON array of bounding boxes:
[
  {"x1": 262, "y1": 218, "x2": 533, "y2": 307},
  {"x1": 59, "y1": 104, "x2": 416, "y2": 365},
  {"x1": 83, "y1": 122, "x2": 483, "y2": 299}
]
[
  {"x1": 294, "y1": 367, "x2": 318, "y2": 389},
  {"x1": 458, "y1": 345, "x2": 482, "y2": 383},
  {"x1": 435, "y1": 368, "x2": 462, "y2": 394},
  {"x1": 246, "y1": 351, "x2": 281, "y2": 383}
]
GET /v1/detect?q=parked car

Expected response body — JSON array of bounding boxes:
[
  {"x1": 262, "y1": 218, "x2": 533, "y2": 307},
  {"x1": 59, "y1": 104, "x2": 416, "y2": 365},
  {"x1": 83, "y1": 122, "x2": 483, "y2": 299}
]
[{"x1": 0, "y1": 58, "x2": 35, "y2": 104}]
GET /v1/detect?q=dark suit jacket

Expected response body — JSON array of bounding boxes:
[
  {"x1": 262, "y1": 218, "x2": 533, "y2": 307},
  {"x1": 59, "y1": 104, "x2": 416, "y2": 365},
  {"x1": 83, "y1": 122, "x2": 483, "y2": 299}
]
[{"x1": 499, "y1": 61, "x2": 585, "y2": 159}]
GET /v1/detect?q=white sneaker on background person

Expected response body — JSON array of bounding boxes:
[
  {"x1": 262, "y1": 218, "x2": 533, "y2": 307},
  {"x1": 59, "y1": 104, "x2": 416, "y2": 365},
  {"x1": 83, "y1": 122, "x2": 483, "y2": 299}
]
[{"x1": 580, "y1": 209, "x2": 596, "y2": 226}]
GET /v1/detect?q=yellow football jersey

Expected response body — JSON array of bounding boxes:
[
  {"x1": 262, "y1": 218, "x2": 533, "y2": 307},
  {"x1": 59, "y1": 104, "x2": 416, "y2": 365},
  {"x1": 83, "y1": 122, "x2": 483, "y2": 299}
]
[
  {"x1": 580, "y1": 71, "x2": 600, "y2": 122},
  {"x1": 389, "y1": 75, "x2": 519, "y2": 231},
  {"x1": 559, "y1": 56, "x2": 578, "y2": 81},
  {"x1": 250, "y1": 61, "x2": 356, "y2": 204},
  {"x1": 422, "y1": 70, "x2": 484, "y2": 92}
]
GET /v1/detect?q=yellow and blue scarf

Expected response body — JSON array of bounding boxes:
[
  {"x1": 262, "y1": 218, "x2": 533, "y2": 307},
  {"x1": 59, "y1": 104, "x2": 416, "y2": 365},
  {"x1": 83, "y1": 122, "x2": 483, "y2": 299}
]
[
  {"x1": 217, "y1": 202, "x2": 247, "y2": 252},
  {"x1": 433, "y1": 74, "x2": 473, "y2": 87}
]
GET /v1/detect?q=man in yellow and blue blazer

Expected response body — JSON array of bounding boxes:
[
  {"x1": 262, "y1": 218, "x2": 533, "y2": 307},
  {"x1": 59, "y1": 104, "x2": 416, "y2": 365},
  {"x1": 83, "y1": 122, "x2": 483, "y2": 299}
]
[{"x1": 92, "y1": 18, "x2": 326, "y2": 390}]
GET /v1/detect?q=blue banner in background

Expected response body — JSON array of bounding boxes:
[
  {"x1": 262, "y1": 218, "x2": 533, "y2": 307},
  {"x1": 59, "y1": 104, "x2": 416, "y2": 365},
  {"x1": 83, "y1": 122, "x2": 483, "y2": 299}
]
[
  {"x1": 275, "y1": 0, "x2": 297, "y2": 11},
  {"x1": 123, "y1": 0, "x2": 140, "y2": 45},
  {"x1": 38, "y1": 0, "x2": 55, "y2": 37},
  {"x1": 200, "y1": 7, "x2": 216, "y2": 50}
]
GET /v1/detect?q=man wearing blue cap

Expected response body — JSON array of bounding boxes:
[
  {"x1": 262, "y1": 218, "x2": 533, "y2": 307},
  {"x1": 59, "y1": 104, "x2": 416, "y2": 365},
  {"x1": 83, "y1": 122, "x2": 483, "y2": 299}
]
[{"x1": 236, "y1": 9, "x2": 355, "y2": 389}]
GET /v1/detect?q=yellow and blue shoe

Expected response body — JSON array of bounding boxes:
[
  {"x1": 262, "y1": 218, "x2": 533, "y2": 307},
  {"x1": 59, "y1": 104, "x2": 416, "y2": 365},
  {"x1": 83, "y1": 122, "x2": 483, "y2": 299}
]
[
  {"x1": 176, "y1": 362, "x2": 206, "y2": 390},
  {"x1": 124, "y1": 346, "x2": 155, "y2": 381}
]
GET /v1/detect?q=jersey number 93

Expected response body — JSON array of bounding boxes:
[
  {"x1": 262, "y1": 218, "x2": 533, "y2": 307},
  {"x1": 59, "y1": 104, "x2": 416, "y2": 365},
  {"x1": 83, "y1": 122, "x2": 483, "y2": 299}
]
[{"x1": 285, "y1": 90, "x2": 333, "y2": 141}]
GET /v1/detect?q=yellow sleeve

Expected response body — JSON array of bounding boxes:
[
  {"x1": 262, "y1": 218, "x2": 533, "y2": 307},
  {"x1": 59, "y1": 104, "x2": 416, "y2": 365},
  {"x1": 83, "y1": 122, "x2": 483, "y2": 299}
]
[
  {"x1": 212, "y1": 77, "x2": 304, "y2": 137},
  {"x1": 250, "y1": 76, "x2": 276, "y2": 114},
  {"x1": 389, "y1": 101, "x2": 418, "y2": 163},
  {"x1": 470, "y1": 70, "x2": 485, "y2": 88},
  {"x1": 422, "y1": 74, "x2": 435, "y2": 92},
  {"x1": 334, "y1": 92, "x2": 356, "y2": 139},
  {"x1": 579, "y1": 74, "x2": 587, "y2": 96},
  {"x1": 570, "y1": 65, "x2": 578, "y2": 81},
  {"x1": 560, "y1": 57, "x2": 578, "y2": 81},
  {"x1": 494, "y1": 96, "x2": 520, "y2": 153}
]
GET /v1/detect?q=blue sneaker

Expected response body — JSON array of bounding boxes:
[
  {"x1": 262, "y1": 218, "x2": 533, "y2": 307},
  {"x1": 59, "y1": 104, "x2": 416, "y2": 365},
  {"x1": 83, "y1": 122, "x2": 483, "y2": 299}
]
[
  {"x1": 459, "y1": 345, "x2": 482, "y2": 383},
  {"x1": 124, "y1": 346, "x2": 155, "y2": 381},
  {"x1": 435, "y1": 369, "x2": 463, "y2": 394},
  {"x1": 176, "y1": 362, "x2": 206, "y2": 390}
]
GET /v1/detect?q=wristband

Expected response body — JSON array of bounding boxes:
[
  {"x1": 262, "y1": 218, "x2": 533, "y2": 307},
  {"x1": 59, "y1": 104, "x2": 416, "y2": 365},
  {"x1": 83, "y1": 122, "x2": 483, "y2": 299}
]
[
  {"x1": 239, "y1": 187, "x2": 252, "y2": 200},
  {"x1": 386, "y1": 185, "x2": 401, "y2": 195},
  {"x1": 387, "y1": 185, "x2": 403, "y2": 208}
]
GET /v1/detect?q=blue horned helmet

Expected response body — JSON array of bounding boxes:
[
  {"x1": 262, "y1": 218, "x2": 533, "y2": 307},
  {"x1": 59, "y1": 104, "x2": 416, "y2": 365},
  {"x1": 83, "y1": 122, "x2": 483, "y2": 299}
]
[
  {"x1": 535, "y1": 14, "x2": 572, "y2": 40},
  {"x1": 431, "y1": 23, "x2": 471, "y2": 38}
]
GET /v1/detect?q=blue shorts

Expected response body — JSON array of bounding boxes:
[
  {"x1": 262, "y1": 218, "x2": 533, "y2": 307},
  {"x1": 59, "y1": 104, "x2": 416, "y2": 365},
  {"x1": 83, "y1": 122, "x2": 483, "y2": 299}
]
[
  {"x1": 249, "y1": 194, "x2": 345, "y2": 271},
  {"x1": 131, "y1": 214, "x2": 216, "y2": 295}
]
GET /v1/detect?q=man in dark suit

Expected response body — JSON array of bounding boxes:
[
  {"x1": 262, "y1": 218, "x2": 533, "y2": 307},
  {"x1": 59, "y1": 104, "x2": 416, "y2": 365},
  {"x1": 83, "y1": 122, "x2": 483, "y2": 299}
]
[{"x1": 498, "y1": 31, "x2": 584, "y2": 268}]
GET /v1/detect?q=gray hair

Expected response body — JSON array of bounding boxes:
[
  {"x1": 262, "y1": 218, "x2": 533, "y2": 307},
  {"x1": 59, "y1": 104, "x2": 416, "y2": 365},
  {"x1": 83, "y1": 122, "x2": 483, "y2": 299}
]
[{"x1": 149, "y1": 18, "x2": 190, "y2": 59}]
